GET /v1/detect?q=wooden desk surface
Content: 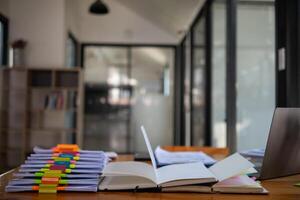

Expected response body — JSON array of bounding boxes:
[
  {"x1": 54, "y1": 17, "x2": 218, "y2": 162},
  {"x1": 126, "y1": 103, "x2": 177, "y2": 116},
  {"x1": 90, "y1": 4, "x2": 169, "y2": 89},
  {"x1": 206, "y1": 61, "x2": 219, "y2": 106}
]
[{"x1": 1, "y1": 152, "x2": 300, "y2": 199}]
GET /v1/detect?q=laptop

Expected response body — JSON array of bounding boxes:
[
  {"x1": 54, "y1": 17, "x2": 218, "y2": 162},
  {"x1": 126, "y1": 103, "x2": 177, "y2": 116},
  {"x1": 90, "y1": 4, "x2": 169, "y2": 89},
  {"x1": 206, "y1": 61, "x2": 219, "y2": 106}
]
[{"x1": 249, "y1": 107, "x2": 300, "y2": 180}]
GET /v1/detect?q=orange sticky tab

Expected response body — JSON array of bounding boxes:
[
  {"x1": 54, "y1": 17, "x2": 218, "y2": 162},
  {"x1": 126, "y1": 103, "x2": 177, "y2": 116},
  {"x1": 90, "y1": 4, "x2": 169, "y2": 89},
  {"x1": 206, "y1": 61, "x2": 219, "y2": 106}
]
[
  {"x1": 57, "y1": 186, "x2": 66, "y2": 191},
  {"x1": 55, "y1": 144, "x2": 79, "y2": 152},
  {"x1": 41, "y1": 177, "x2": 59, "y2": 184},
  {"x1": 32, "y1": 186, "x2": 39, "y2": 191}
]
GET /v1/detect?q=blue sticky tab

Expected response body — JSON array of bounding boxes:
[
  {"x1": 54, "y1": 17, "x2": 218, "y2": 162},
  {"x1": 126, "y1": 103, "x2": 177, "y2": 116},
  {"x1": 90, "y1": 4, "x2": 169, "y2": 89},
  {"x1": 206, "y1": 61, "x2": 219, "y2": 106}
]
[
  {"x1": 54, "y1": 161, "x2": 70, "y2": 167},
  {"x1": 60, "y1": 154, "x2": 74, "y2": 158}
]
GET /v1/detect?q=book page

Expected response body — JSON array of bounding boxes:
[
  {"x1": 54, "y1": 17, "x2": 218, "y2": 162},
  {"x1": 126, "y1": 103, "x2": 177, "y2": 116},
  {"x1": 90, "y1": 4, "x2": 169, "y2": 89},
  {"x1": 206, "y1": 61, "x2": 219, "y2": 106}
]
[
  {"x1": 213, "y1": 175, "x2": 260, "y2": 188},
  {"x1": 156, "y1": 162, "x2": 217, "y2": 185},
  {"x1": 141, "y1": 126, "x2": 158, "y2": 174},
  {"x1": 140, "y1": 126, "x2": 217, "y2": 186},
  {"x1": 99, "y1": 176, "x2": 156, "y2": 190},
  {"x1": 209, "y1": 153, "x2": 254, "y2": 181},
  {"x1": 102, "y1": 161, "x2": 157, "y2": 183}
]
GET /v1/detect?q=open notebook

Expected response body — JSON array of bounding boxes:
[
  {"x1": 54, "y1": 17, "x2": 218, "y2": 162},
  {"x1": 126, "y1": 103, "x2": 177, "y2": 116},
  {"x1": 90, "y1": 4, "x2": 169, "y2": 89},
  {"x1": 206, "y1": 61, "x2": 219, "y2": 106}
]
[{"x1": 99, "y1": 126, "x2": 267, "y2": 194}]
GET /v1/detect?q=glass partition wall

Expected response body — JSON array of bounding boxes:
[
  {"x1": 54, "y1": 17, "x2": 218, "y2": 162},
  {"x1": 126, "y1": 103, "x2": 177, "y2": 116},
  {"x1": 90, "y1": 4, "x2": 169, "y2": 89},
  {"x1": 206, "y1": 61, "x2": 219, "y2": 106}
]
[
  {"x1": 236, "y1": 1, "x2": 275, "y2": 151},
  {"x1": 191, "y1": 11, "x2": 206, "y2": 146},
  {"x1": 180, "y1": 0, "x2": 275, "y2": 151},
  {"x1": 83, "y1": 45, "x2": 175, "y2": 153},
  {"x1": 183, "y1": 35, "x2": 192, "y2": 146},
  {"x1": 211, "y1": 0, "x2": 226, "y2": 147}
]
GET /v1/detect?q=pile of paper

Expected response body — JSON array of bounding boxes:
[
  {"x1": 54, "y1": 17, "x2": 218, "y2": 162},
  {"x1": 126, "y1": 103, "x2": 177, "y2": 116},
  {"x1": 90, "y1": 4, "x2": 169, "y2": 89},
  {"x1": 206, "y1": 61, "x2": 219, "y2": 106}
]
[
  {"x1": 155, "y1": 146, "x2": 216, "y2": 167},
  {"x1": 6, "y1": 144, "x2": 108, "y2": 193}
]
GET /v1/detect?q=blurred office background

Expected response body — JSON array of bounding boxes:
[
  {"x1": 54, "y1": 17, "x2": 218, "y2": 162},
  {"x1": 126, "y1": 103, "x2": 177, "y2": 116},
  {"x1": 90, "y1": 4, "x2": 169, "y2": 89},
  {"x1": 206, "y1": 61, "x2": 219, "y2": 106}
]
[{"x1": 0, "y1": 0, "x2": 299, "y2": 172}]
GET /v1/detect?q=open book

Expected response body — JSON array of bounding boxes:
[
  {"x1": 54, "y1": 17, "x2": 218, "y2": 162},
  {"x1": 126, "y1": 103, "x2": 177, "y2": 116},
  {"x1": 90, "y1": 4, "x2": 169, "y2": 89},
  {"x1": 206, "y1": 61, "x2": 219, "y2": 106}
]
[{"x1": 99, "y1": 126, "x2": 267, "y2": 194}]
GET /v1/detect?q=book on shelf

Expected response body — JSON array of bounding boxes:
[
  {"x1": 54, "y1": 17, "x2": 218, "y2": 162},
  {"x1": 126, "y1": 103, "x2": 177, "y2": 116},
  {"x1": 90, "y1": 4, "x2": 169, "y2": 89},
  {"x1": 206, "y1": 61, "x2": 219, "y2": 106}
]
[
  {"x1": 98, "y1": 126, "x2": 268, "y2": 194},
  {"x1": 44, "y1": 91, "x2": 76, "y2": 110}
]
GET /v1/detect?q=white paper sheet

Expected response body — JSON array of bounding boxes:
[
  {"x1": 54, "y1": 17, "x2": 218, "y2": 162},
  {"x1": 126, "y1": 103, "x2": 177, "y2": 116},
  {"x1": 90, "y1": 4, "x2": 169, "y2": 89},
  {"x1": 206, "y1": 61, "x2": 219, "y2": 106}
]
[
  {"x1": 141, "y1": 126, "x2": 158, "y2": 172},
  {"x1": 156, "y1": 162, "x2": 216, "y2": 185},
  {"x1": 209, "y1": 153, "x2": 254, "y2": 181},
  {"x1": 155, "y1": 146, "x2": 216, "y2": 166},
  {"x1": 102, "y1": 161, "x2": 157, "y2": 183}
]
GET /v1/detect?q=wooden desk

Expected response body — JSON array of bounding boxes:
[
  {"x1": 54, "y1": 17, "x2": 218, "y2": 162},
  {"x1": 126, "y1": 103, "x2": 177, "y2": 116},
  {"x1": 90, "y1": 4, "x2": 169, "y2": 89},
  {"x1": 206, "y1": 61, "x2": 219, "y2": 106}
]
[{"x1": 1, "y1": 153, "x2": 300, "y2": 199}]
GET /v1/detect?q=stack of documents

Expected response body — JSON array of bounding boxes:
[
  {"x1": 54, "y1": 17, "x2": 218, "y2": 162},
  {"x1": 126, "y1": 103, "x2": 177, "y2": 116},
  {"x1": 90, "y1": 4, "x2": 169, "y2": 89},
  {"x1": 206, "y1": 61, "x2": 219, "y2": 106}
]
[
  {"x1": 240, "y1": 149, "x2": 265, "y2": 158},
  {"x1": 6, "y1": 144, "x2": 108, "y2": 193},
  {"x1": 154, "y1": 146, "x2": 216, "y2": 167}
]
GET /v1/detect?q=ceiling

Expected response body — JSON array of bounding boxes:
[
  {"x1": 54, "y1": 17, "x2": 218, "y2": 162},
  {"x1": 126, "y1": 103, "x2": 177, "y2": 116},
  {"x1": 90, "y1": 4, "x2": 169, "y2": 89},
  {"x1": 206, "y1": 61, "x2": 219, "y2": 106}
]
[
  {"x1": 116, "y1": 0, "x2": 206, "y2": 40},
  {"x1": 75, "y1": 0, "x2": 206, "y2": 43}
]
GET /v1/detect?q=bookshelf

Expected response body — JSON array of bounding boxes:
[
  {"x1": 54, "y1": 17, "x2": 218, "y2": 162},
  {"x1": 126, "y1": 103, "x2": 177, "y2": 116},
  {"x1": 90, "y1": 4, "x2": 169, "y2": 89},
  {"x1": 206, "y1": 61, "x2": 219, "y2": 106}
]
[{"x1": 0, "y1": 67, "x2": 83, "y2": 169}]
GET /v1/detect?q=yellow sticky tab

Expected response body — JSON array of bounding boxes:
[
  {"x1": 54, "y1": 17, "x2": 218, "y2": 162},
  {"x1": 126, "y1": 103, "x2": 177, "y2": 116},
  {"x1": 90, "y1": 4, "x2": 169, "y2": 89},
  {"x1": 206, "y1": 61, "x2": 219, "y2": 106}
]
[
  {"x1": 73, "y1": 156, "x2": 79, "y2": 160},
  {"x1": 39, "y1": 184, "x2": 58, "y2": 194},
  {"x1": 40, "y1": 168, "x2": 49, "y2": 172},
  {"x1": 43, "y1": 170, "x2": 62, "y2": 178},
  {"x1": 69, "y1": 164, "x2": 75, "y2": 168},
  {"x1": 44, "y1": 170, "x2": 61, "y2": 174},
  {"x1": 44, "y1": 164, "x2": 51, "y2": 168},
  {"x1": 39, "y1": 189, "x2": 57, "y2": 194},
  {"x1": 65, "y1": 169, "x2": 72, "y2": 173}
]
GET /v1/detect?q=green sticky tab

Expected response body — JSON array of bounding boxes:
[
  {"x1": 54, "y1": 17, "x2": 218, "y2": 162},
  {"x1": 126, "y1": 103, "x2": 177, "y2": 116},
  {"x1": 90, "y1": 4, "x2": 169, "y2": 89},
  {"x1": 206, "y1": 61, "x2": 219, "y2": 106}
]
[
  {"x1": 54, "y1": 157, "x2": 70, "y2": 162},
  {"x1": 59, "y1": 179, "x2": 68, "y2": 184},
  {"x1": 60, "y1": 173, "x2": 67, "y2": 178},
  {"x1": 35, "y1": 172, "x2": 44, "y2": 177},
  {"x1": 294, "y1": 183, "x2": 300, "y2": 187},
  {"x1": 39, "y1": 189, "x2": 57, "y2": 194},
  {"x1": 34, "y1": 179, "x2": 41, "y2": 184}
]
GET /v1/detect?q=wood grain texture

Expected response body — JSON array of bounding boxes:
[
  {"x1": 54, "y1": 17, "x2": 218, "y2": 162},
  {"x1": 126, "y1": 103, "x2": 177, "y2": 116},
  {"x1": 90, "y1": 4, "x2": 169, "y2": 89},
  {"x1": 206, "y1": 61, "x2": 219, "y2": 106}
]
[{"x1": 1, "y1": 153, "x2": 300, "y2": 199}]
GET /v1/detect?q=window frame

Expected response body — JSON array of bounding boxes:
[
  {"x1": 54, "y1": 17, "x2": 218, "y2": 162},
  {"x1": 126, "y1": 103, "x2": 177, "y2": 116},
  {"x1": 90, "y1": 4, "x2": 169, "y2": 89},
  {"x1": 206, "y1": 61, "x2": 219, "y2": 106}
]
[
  {"x1": 67, "y1": 32, "x2": 79, "y2": 67},
  {"x1": 0, "y1": 13, "x2": 9, "y2": 66}
]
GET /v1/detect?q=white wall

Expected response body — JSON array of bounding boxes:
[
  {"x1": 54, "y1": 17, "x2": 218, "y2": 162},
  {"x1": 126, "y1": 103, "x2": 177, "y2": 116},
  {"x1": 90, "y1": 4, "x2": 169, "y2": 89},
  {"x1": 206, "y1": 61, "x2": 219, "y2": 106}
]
[
  {"x1": 0, "y1": 0, "x2": 9, "y2": 17},
  {"x1": 8, "y1": 0, "x2": 66, "y2": 67},
  {"x1": 77, "y1": 0, "x2": 177, "y2": 44},
  {"x1": 4, "y1": 0, "x2": 180, "y2": 68},
  {"x1": 65, "y1": 0, "x2": 80, "y2": 38}
]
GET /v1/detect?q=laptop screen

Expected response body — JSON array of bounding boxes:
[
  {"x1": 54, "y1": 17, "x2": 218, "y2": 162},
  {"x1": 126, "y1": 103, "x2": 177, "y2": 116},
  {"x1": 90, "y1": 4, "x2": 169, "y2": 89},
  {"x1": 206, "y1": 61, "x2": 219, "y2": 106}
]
[{"x1": 260, "y1": 108, "x2": 300, "y2": 179}]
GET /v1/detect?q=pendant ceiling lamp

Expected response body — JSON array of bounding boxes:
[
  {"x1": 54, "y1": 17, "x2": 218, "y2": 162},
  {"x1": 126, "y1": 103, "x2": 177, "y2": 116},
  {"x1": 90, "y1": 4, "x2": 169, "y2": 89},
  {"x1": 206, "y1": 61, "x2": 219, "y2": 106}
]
[{"x1": 89, "y1": 0, "x2": 109, "y2": 15}]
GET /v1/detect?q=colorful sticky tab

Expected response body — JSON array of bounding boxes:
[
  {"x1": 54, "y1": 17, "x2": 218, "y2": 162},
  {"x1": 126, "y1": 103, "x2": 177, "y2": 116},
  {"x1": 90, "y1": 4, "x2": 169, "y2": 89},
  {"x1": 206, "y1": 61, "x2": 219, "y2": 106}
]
[
  {"x1": 69, "y1": 164, "x2": 76, "y2": 169},
  {"x1": 41, "y1": 177, "x2": 59, "y2": 184},
  {"x1": 38, "y1": 184, "x2": 58, "y2": 194},
  {"x1": 23, "y1": 144, "x2": 85, "y2": 193},
  {"x1": 54, "y1": 144, "x2": 80, "y2": 153},
  {"x1": 50, "y1": 165, "x2": 66, "y2": 171},
  {"x1": 54, "y1": 157, "x2": 71, "y2": 162}
]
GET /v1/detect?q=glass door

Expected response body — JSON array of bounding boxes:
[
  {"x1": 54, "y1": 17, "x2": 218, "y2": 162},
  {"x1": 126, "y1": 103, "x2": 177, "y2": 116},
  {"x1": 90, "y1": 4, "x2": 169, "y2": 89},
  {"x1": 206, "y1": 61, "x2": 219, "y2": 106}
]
[
  {"x1": 236, "y1": 1, "x2": 275, "y2": 151},
  {"x1": 130, "y1": 47, "x2": 174, "y2": 152},
  {"x1": 83, "y1": 45, "x2": 175, "y2": 153},
  {"x1": 83, "y1": 46, "x2": 131, "y2": 152}
]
